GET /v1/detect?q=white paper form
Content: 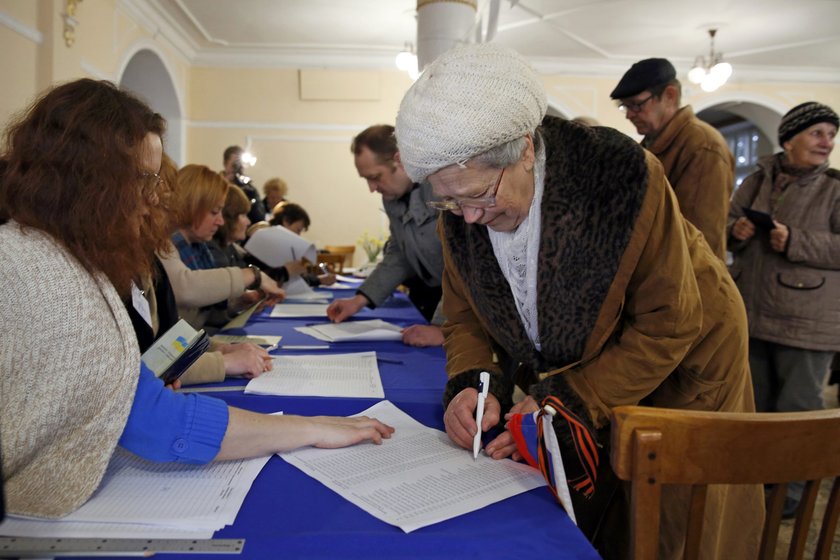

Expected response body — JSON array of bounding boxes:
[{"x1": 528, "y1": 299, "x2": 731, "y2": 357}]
[
  {"x1": 279, "y1": 401, "x2": 547, "y2": 532},
  {"x1": 244, "y1": 225, "x2": 316, "y2": 268},
  {"x1": 283, "y1": 278, "x2": 332, "y2": 303},
  {"x1": 245, "y1": 351, "x2": 384, "y2": 398},
  {"x1": 269, "y1": 303, "x2": 329, "y2": 318},
  {"x1": 296, "y1": 319, "x2": 403, "y2": 342},
  {"x1": 0, "y1": 448, "x2": 271, "y2": 538}
]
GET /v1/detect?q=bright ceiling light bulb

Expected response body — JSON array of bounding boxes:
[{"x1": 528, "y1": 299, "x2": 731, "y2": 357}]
[
  {"x1": 395, "y1": 50, "x2": 414, "y2": 72},
  {"x1": 710, "y1": 61, "x2": 732, "y2": 81},
  {"x1": 241, "y1": 152, "x2": 257, "y2": 167},
  {"x1": 688, "y1": 66, "x2": 707, "y2": 85},
  {"x1": 700, "y1": 74, "x2": 723, "y2": 92}
]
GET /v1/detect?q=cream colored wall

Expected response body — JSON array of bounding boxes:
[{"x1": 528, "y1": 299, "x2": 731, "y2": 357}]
[
  {"x1": 0, "y1": 0, "x2": 189, "y2": 135},
  {"x1": 186, "y1": 67, "x2": 415, "y2": 266},
  {"x1": 2, "y1": 0, "x2": 839, "y2": 266}
]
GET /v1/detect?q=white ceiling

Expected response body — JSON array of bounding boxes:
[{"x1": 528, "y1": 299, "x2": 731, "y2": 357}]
[{"x1": 138, "y1": 0, "x2": 840, "y2": 83}]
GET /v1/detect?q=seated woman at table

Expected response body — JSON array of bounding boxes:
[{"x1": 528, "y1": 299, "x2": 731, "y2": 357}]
[
  {"x1": 126, "y1": 155, "x2": 272, "y2": 384},
  {"x1": 266, "y1": 201, "x2": 336, "y2": 286},
  {"x1": 167, "y1": 163, "x2": 285, "y2": 330},
  {"x1": 0, "y1": 78, "x2": 394, "y2": 519},
  {"x1": 208, "y1": 182, "x2": 251, "y2": 268},
  {"x1": 394, "y1": 43, "x2": 762, "y2": 559}
]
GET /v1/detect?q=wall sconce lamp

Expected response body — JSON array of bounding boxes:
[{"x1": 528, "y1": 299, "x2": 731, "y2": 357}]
[{"x1": 62, "y1": 0, "x2": 83, "y2": 47}]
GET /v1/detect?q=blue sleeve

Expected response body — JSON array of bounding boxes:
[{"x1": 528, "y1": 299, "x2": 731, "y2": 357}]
[{"x1": 118, "y1": 363, "x2": 230, "y2": 464}]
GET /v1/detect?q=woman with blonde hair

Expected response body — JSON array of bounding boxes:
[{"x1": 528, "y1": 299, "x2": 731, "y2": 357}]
[
  {"x1": 165, "y1": 163, "x2": 284, "y2": 330},
  {"x1": 262, "y1": 176, "x2": 288, "y2": 219}
]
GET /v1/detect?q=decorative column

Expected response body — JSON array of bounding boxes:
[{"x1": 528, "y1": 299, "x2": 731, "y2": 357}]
[{"x1": 416, "y1": 0, "x2": 477, "y2": 70}]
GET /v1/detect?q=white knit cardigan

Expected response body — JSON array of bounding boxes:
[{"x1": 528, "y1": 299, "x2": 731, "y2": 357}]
[{"x1": 0, "y1": 222, "x2": 140, "y2": 517}]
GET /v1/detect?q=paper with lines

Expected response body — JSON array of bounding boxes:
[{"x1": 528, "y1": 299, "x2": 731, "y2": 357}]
[
  {"x1": 0, "y1": 448, "x2": 270, "y2": 538},
  {"x1": 245, "y1": 351, "x2": 384, "y2": 398},
  {"x1": 279, "y1": 400, "x2": 546, "y2": 532}
]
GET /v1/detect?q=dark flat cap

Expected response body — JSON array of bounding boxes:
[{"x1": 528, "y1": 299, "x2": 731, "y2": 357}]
[{"x1": 610, "y1": 58, "x2": 676, "y2": 99}]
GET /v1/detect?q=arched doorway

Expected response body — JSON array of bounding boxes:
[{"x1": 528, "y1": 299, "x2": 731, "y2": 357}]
[
  {"x1": 695, "y1": 98, "x2": 785, "y2": 190},
  {"x1": 119, "y1": 49, "x2": 183, "y2": 165}
]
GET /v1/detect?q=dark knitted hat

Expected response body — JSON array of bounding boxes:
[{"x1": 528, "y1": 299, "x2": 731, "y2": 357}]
[
  {"x1": 610, "y1": 58, "x2": 676, "y2": 99},
  {"x1": 778, "y1": 102, "x2": 839, "y2": 145}
]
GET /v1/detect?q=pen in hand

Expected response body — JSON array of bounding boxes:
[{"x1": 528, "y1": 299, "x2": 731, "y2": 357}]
[{"x1": 473, "y1": 371, "x2": 490, "y2": 460}]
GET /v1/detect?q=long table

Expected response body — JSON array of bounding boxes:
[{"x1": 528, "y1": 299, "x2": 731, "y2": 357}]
[{"x1": 75, "y1": 286, "x2": 601, "y2": 559}]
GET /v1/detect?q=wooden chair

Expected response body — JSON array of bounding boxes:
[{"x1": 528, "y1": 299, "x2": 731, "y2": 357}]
[
  {"x1": 610, "y1": 405, "x2": 840, "y2": 560},
  {"x1": 323, "y1": 245, "x2": 356, "y2": 270},
  {"x1": 316, "y1": 253, "x2": 346, "y2": 274}
]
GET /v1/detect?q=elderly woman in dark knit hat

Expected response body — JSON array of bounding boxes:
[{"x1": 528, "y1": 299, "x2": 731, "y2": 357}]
[
  {"x1": 727, "y1": 101, "x2": 839, "y2": 514},
  {"x1": 395, "y1": 43, "x2": 763, "y2": 560}
]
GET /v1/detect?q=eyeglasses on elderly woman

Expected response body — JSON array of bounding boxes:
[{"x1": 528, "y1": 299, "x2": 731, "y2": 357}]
[{"x1": 426, "y1": 168, "x2": 505, "y2": 212}]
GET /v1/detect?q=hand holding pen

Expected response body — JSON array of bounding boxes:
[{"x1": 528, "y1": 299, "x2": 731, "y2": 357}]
[
  {"x1": 442, "y1": 372, "x2": 501, "y2": 453},
  {"x1": 473, "y1": 371, "x2": 490, "y2": 460}
]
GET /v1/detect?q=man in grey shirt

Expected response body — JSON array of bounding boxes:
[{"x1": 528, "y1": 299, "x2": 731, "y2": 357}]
[{"x1": 327, "y1": 125, "x2": 444, "y2": 347}]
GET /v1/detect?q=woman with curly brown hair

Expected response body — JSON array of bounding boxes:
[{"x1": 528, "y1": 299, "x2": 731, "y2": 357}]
[{"x1": 0, "y1": 79, "x2": 393, "y2": 520}]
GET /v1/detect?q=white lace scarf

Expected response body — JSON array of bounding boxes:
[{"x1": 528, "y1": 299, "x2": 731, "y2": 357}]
[{"x1": 488, "y1": 141, "x2": 546, "y2": 351}]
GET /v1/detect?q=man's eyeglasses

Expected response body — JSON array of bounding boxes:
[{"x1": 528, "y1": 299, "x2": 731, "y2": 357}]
[
  {"x1": 140, "y1": 171, "x2": 165, "y2": 198},
  {"x1": 616, "y1": 93, "x2": 655, "y2": 113},
  {"x1": 427, "y1": 168, "x2": 505, "y2": 212}
]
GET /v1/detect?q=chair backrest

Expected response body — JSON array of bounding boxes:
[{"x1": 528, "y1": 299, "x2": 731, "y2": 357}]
[
  {"x1": 610, "y1": 405, "x2": 840, "y2": 560},
  {"x1": 317, "y1": 253, "x2": 346, "y2": 274},
  {"x1": 323, "y1": 245, "x2": 355, "y2": 269}
]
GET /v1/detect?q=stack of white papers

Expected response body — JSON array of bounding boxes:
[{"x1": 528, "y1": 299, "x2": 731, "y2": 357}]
[
  {"x1": 245, "y1": 351, "x2": 384, "y2": 398},
  {"x1": 279, "y1": 400, "x2": 547, "y2": 532},
  {"x1": 0, "y1": 448, "x2": 271, "y2": 539},
  {"x1": 269, "y1": 303, "x2": 329, "y2": 318},
  {"x1": 297, "y1": 319, "x2": 402, "y2": 342}
]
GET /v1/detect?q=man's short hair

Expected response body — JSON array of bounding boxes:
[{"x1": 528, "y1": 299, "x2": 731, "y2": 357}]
[
  {"x1": 223, "y1": 145, "x2": 243, "y2": 164},
  {"x1": 351, "y1": 125, "x2": 397, "y2": 164}
]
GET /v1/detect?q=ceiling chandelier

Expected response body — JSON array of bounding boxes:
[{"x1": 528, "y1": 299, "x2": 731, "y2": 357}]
[{"x1": 687, "y1": 29, "x2": 732, "y2": 93}]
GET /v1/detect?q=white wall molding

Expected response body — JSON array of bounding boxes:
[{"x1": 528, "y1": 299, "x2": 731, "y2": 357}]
[
  {"x1": 0, "y1": 10, "x2": 43, "y2": 44},
  {"x1": 188, "y1": 121, "x2": 369, "y2": 132}
]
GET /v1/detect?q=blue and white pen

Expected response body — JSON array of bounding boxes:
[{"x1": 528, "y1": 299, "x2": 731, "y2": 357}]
[{"x1": 473, "y1": 371, "x2": 490, "y2": 460}]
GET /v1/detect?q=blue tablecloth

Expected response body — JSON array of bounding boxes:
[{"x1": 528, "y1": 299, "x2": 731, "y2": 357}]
[{"x1": 71, "y1": 288, "x2": 601, "y2": 559}]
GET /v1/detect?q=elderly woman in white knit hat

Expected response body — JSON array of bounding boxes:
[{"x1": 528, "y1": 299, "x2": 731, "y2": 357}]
[
  {"x1": 395, "y1": 43, "x2": 763, "y2": 559},
  {"x1": 727, "y1": 102, "x2": 839, "y2": 516}
]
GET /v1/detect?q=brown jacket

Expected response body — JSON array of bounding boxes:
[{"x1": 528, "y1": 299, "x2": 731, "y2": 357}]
[
  {"x1": 727, "y1": 153, "x2": 840, "y2": 351},
  {"x1": 643, "y1": 106, "x2": 734, "y2": 260},
  {"x1": 440, "y1": 118, "x2": 762, "y2": 559}
]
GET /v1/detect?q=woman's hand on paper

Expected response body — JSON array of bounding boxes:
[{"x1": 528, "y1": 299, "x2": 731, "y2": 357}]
[
  {"x1": 309, "y1": 415, "x2": 395, "y2": 448},
  {"x1": 223, "y1": 343, "x2": 273, "y2": 378},
  {"x1": 401, "y1": 325, "x2": 444, "y2": 347},
  {"x1": 258, "y1": 274, "x2": 286, "y2": 305},
  {"x1": 443, "y1": 388, "x2": 500, "y2": 450}
]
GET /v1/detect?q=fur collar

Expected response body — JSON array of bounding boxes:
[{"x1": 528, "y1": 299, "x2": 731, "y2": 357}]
[{"x1": 442, "y1": 117, "x2": 648, "y2": 371}]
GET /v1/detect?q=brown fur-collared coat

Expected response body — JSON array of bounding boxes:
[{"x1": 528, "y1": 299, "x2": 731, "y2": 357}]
[{"x1": 439, "y1": 117, "x2": 763, "y2": 560}]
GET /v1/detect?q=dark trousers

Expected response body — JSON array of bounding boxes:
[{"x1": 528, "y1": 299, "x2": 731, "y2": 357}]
[{"x1": 402, "y1": 276, "x2": 442, "y2": 323}]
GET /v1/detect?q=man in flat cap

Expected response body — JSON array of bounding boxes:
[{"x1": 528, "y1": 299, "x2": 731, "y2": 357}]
[{"x1": 611, "y1": 58, "x2": 734, "y2": 260}]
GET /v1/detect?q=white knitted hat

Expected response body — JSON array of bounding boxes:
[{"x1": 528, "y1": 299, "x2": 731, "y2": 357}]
[{"x1": 395, "y1": 42, "x2": 547, "y2": 183}]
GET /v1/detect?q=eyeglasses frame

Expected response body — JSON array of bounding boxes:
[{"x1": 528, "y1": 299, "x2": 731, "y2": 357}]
[{"x1": 426, "y1": 167, "x2": 506, "y2": 212}]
